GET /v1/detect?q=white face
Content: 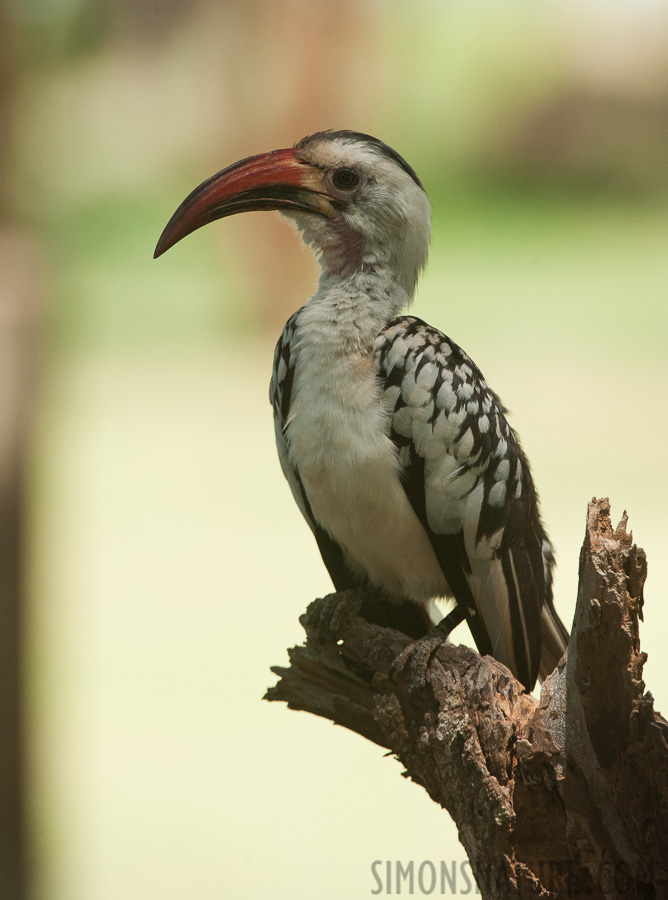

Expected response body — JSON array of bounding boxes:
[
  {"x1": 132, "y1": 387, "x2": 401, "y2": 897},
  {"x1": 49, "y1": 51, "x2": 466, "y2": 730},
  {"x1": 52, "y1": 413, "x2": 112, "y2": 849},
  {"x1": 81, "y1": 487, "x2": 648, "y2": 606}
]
[{"x1": 287, "y1": 135, "x2": 432, "y2": 298}]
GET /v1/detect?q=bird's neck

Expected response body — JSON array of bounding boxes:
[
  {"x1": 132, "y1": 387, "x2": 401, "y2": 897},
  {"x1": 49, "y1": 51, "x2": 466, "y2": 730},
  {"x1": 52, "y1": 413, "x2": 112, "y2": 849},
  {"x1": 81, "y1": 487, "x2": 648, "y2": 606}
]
[
  {"x1": 299, "y1": 269, "x2": 409, "y2": 353},
  {"x1": 318, "y1": 239, "x2": 422, "y2": 301},
  {"x1": 292, "y1": 211, "x2": 424, "y2": 301}
]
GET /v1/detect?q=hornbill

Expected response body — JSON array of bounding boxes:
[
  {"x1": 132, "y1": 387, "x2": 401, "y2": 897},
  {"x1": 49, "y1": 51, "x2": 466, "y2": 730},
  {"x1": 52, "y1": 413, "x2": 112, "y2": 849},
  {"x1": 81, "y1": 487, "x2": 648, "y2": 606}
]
[{"x1": 154, "y1": 130, "x2": 568, "y2": 691}]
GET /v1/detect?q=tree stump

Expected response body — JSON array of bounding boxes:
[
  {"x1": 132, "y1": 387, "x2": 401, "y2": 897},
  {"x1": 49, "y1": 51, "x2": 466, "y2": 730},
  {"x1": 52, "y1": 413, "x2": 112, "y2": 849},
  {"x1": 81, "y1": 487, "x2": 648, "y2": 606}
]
[{"x1": 266, "y1": 498, "x2": 668, "y2": 899}]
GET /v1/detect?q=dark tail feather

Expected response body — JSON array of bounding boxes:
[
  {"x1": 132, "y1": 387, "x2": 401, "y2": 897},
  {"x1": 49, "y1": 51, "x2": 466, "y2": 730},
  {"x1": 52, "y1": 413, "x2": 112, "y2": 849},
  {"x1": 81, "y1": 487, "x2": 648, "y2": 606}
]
[{"x1": 538, "y1": 600, "x2": 569, "y2": 682}]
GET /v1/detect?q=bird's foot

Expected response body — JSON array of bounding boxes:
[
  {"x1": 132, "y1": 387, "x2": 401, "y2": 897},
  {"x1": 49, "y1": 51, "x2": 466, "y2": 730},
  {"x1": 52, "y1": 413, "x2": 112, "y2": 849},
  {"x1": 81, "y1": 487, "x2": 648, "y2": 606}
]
[
  {"x1": 390, "y1": 606, "x2": 466, "y2": 691},
  {"x1": 304, "y1": 589, "x2": 364, "y2": 645}
]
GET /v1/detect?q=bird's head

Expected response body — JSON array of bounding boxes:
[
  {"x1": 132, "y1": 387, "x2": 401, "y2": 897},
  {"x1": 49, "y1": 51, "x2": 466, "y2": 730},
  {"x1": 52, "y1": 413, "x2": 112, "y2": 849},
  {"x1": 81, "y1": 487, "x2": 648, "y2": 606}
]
[{"x1": 154, "y1": 131, "x2": 431, "y2": 298}]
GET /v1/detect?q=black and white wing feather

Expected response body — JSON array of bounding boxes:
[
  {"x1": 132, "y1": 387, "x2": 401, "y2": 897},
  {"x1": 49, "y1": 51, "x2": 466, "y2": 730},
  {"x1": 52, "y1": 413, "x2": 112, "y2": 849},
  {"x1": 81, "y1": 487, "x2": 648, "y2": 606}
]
[{"x1": 375, "y1": 316, "x2": 556, "y2": 690}]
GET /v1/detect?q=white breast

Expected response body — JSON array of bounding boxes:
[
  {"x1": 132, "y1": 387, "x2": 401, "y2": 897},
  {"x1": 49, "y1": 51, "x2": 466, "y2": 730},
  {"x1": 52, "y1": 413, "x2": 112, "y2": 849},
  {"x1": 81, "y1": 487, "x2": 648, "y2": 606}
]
[{"x1": 285, "y1": 335, "x2": 448, "y2": 603}]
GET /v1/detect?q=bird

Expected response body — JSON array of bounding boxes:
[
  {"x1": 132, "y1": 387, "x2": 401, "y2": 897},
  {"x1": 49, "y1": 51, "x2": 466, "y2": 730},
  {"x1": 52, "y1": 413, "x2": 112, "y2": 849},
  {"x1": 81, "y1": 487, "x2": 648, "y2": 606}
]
[{"x1": 154, "y1": 129, "x2": 569, "y2": 691}]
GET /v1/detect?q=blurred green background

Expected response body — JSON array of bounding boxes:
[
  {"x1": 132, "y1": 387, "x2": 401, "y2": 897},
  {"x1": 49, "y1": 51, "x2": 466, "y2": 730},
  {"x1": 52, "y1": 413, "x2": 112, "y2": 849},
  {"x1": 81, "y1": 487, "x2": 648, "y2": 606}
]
[{"x1": 2, "y1": 0, "x2": 667, "y2": 897}]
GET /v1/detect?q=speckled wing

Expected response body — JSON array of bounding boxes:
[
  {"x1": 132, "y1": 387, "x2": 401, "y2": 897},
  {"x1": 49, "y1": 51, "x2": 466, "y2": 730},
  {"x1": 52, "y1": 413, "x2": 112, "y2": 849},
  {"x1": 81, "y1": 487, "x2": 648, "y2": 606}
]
[
  {"x1": 375, "y1": 315, "x2": 548, "y2": 689},
  {"x1": 270, "y1": 309, "x2": 353, "y2": 591}
]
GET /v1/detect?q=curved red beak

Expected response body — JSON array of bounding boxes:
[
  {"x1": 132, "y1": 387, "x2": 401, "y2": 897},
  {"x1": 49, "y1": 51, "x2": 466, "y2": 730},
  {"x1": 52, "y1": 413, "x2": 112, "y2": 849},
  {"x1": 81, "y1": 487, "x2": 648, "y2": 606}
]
[{"x1": 154, "y1": 148, "x2": 337, "y2": 259}]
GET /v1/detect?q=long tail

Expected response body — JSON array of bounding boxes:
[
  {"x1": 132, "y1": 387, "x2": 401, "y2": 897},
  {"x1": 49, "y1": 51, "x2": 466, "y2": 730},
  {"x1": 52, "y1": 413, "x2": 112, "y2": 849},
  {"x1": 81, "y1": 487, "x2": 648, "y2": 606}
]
[{"x1": 538, "y1": 599, "x2": 569, "y2": 682}]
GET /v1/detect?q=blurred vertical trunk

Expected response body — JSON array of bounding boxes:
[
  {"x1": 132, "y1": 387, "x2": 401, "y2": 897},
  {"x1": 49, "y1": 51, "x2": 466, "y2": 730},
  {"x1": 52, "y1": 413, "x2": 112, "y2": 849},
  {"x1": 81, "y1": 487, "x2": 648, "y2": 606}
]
[
  {"x1": 0, "y1": 255, "x2": 33, "y2": 900},
  {"x1": 0, "y1": 9, "x2": 40, "y2": 899}
]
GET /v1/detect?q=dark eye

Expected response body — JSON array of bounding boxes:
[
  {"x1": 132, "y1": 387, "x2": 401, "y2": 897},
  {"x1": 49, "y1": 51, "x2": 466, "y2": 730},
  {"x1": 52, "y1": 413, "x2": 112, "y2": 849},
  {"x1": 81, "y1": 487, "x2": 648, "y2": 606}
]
[{"x1": 331, "y1": 168, "x2": 360, "y2": 191}]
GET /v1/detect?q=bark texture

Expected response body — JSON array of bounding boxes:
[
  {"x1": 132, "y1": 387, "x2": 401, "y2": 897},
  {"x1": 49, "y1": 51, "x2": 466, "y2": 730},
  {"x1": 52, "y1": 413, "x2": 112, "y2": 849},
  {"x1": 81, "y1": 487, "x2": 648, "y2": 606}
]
[{"x1": 266, "y1": 499, "x2": 668, "y2": 899}]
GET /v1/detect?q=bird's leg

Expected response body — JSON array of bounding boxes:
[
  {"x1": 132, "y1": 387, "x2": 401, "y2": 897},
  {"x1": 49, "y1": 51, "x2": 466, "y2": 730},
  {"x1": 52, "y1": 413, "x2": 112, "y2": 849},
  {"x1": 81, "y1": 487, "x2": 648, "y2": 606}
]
[{"x1": 390, "y1": 606, "x2": 466, "y2": 690}]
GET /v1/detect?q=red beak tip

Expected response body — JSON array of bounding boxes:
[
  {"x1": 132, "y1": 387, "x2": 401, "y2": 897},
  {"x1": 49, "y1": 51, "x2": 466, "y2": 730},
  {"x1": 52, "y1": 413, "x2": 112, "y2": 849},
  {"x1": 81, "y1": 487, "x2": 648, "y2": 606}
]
[{"x1": 153, "y1": 233, "x2": 171, "y2": 259}]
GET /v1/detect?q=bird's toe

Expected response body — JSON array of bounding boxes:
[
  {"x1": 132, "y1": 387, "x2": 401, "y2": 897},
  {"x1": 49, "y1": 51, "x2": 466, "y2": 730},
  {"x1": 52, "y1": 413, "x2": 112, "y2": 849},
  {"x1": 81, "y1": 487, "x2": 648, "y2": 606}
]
[
  {"x1": 305, "y1": 589, "x2": 364, "y2": 644},
  {"x1": 390, "y1": 632, "x2": 443, "y2": 691}
]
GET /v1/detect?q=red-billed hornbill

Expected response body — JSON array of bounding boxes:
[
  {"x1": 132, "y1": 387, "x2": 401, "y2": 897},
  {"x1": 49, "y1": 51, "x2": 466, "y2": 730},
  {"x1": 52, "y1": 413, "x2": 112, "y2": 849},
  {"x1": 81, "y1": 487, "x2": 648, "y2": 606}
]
[{"x1": 155, "y1": 130, "x2": 568, "y2": 691}]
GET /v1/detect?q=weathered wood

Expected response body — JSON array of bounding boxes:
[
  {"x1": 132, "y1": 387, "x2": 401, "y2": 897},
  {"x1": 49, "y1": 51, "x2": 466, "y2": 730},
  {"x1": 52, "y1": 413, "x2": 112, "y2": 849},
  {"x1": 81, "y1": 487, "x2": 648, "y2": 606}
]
[
  {"x1": 564, "y1": 503, "x2": 668, "y2": 898},
  {"x1": 266, "y1": 499, "x2": 668, "y2": 899}
]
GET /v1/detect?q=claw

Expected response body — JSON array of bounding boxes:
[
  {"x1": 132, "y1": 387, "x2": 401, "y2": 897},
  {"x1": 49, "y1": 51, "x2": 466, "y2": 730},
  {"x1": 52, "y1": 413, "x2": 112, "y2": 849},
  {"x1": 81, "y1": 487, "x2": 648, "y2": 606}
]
[
  {"x1": 390, "y1": 605, "x2": 466, "y2": 691},
  {"x1": 309, "y1": 589, "x2": 363, "y2": 644}
]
